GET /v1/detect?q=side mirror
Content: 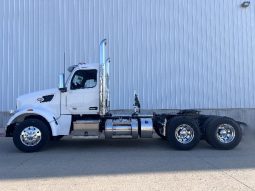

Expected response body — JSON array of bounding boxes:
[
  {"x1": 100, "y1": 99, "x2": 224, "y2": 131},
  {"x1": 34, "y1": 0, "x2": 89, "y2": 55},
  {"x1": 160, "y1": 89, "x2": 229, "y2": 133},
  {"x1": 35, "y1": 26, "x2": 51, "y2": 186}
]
[{"x1": 58, "y1": 73, "x2": 67, "y2": 92}]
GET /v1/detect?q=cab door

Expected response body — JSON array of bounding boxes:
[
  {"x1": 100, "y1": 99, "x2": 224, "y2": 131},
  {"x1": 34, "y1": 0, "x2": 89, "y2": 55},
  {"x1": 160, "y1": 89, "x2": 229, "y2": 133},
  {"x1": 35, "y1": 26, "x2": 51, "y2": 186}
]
[{"x1": 65, "y1": 69, "x2": 99, "y2": 114}]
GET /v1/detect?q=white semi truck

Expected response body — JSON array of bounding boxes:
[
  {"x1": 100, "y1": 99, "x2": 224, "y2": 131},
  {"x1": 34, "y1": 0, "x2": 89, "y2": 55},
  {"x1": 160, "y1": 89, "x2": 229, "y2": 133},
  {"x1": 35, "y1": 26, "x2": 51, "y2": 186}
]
[{"x1": 5, "y1": 39, "x2": 243, "y2": 152}]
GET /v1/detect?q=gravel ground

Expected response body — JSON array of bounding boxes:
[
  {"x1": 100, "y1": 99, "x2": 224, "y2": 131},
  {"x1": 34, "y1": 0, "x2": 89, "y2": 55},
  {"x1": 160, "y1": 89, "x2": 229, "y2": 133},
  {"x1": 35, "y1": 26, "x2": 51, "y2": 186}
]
[{"x1": 0, "y1": 133, "x2": 255, "y2": 191}]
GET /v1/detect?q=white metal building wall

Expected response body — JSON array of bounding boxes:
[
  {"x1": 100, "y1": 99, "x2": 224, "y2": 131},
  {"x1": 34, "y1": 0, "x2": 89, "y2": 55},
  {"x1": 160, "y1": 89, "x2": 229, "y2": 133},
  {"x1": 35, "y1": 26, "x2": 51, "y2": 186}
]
[{"x1": 0, "y1": 0, "x2": 255, "y2": 111}]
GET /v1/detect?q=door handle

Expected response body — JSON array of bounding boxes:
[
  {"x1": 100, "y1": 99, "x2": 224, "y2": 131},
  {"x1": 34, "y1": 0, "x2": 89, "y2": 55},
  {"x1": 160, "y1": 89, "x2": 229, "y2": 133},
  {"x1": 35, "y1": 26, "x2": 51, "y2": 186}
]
[{"x1": 89, "y1": 107, "x2": 98, "y2": 110}]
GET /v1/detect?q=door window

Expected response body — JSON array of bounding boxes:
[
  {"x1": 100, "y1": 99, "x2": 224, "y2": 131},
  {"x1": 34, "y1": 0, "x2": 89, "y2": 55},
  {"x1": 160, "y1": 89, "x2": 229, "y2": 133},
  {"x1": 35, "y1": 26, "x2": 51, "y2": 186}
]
[{"x1": 70, "y1": 70, "x2": 97, "y2": 90}]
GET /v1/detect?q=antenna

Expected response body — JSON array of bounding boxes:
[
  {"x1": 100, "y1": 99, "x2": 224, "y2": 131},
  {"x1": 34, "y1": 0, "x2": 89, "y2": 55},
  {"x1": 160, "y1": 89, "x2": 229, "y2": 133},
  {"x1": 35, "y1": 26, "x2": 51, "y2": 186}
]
[{"x1": 63, "y1": 52, "x2": 66, "y2": 82}]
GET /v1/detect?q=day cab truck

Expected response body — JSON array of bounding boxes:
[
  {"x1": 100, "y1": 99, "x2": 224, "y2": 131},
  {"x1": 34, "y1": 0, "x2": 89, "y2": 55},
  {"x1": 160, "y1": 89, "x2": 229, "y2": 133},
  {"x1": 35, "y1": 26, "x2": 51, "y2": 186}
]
[{"x1": 5, "y1": 39, "x2": 243, "y2": 152}]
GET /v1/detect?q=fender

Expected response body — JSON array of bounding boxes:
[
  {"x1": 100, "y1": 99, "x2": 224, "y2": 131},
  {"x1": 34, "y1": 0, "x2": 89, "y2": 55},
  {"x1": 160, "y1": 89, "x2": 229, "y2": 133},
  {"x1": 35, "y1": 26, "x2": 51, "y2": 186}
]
[{"x1": 6, "y1": 107, "x2": 71, "y2": 136}]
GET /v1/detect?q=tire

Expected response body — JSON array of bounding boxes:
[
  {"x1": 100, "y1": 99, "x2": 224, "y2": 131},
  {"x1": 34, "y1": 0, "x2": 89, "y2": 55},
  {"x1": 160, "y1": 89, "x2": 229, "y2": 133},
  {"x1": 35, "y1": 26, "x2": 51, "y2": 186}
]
[
  {"x1": 205, "y1": 117, "x2": 242, "y2": 150},
  {"x1": 201, "y1": 116, "x2": 219, "y2": 145},
  {"x1": 167, "y1": 116, "x2": 201, "y2": 150},
  {"x1": 13, "y1": 119, "x2": 50, "y2": 152}
]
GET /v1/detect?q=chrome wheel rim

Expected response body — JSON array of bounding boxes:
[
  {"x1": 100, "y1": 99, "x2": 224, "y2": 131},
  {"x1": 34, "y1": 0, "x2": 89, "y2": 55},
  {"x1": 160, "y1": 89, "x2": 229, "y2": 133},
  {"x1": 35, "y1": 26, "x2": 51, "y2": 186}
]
[
  {"x1": 216, "y1": 124, "x2": 235, "y2": 144},
  {"x1": 20, "y1": 126, "x2": 42, "y2": 146},
  {"x1": 175, "y1": 124, "x2": 194, "y2": 144}
]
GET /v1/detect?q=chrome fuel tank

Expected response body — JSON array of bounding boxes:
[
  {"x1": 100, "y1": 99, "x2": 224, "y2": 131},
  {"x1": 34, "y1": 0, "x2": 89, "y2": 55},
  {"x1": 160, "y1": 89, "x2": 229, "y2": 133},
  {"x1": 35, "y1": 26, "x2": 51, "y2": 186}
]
[
  {"x1": 105, "y1": 118, "x2": 153, "y2": 139},
  {"x1": 105, "y1": 119, "x2": 138, "y2": 139},
  {"x1": 140, "y1": 118, "x2": 153, "y2": 138}
]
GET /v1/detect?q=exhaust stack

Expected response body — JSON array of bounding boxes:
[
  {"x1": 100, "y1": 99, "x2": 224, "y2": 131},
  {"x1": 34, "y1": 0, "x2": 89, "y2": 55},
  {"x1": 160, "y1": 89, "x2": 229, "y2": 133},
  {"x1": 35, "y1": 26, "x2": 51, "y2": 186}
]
[
  {"x1": 99, "y1": 39, "x2": 109, "y2": 115},
  {"x1": 100, "y1": 39, "x2": 107, "y2": 65}
]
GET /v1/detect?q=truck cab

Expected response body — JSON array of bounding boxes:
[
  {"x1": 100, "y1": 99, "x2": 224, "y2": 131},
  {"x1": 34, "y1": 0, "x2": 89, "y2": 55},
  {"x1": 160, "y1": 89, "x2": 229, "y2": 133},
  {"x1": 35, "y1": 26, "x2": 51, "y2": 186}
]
[
  {"x1": 60, "y1": 63, "x2": 100, "y2": 115},
  {"x1": 60, "y1": 39, "x2": 110, "y2": 116}
]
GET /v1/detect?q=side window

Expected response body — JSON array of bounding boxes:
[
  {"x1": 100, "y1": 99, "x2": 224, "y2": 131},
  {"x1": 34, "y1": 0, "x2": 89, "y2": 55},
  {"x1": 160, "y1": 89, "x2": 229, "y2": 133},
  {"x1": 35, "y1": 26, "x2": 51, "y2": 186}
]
[{"x1": 70, "y1": 69, "x2": 97, "y2": 90}]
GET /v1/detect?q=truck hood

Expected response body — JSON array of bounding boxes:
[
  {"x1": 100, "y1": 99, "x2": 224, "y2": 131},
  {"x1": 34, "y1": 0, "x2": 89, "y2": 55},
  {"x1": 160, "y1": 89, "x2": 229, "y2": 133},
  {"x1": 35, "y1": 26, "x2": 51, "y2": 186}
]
[{"x1": 17, "y1": 88, "x2": 59, "y2": 109}]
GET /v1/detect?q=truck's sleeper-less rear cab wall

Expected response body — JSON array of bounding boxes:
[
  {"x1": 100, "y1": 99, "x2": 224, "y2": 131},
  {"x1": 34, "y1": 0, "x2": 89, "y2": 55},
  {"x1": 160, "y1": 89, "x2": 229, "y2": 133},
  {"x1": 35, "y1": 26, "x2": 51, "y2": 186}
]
[{"x1": 5, "y1": 40, "x2": 243, "y2": 152}]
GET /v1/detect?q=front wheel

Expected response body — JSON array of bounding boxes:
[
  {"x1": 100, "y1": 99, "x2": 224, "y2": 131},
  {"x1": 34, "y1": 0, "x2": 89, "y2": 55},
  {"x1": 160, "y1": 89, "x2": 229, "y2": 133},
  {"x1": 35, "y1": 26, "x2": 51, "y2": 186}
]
[
  {"x1": 13, "y1": 119, "x2": 50, "y2": 152},
  {"x1": 167, "y1": 116, "x2": 201, "y2": 150}
]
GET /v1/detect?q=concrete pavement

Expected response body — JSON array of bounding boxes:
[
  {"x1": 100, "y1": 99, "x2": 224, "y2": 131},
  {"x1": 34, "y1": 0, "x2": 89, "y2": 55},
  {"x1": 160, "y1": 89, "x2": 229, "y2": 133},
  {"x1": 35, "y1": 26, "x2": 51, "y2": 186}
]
[{"x1": 0, "y1": 135, "x2": 255, "y2": 191}]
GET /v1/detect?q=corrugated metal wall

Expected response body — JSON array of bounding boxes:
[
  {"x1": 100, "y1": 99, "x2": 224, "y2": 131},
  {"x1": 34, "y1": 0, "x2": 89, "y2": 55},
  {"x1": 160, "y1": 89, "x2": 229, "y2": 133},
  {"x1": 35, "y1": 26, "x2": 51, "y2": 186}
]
[{"x1": 0, "y1": 0, "x2": 255, "y2": 111}]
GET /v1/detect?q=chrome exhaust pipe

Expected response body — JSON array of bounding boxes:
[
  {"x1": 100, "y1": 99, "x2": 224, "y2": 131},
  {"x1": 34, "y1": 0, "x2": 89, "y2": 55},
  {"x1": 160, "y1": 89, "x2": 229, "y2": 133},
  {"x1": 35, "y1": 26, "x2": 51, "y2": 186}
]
[
  {"x1": 99, "y1": 39, "x2": 107, "y2": 115},
  {"x1": 100, "y1": 39, "x2": 107, "y2": 65}
]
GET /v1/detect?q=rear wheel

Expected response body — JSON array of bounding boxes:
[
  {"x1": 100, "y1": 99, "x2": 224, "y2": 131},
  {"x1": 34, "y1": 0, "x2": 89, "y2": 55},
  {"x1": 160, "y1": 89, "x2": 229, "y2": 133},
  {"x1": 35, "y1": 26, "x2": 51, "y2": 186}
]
[
  {"x1": 167, "y1": 116, "x2": 201, "y2": 150},
  {"x1": 205, "y1": 117, "x2": 242, "y2": 150},
  {"x1": 201, "y1": 116, "x2": 219, "y2": 145},
  {"x1": 13, "y1": 119, "x2": 50, "y2": 152}
]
